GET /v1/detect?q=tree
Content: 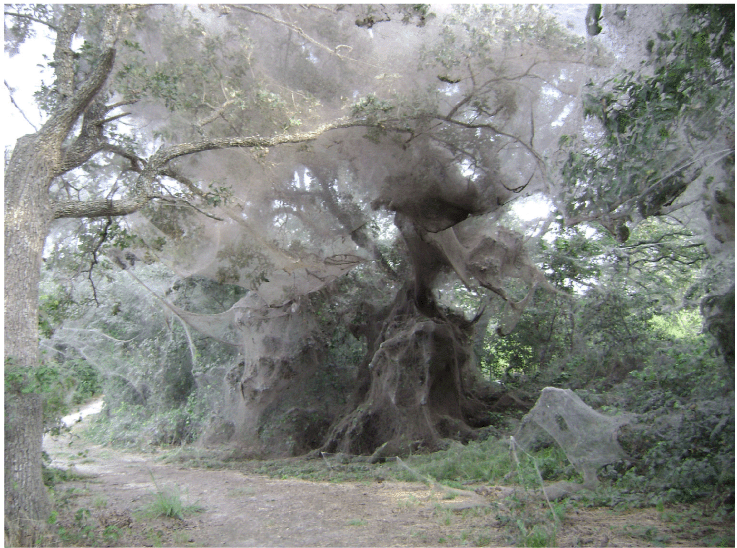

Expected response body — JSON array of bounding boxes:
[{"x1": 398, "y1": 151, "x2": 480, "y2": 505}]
[
  {"x1": 3, "y1": 5, "x2": 375, "y2": 540},
  {"x1": 556, "y1": 4, "x2": 734, "y2": 363},
  {"x1": 11, "y1": 5, "x2": 703, "y2": 538}
]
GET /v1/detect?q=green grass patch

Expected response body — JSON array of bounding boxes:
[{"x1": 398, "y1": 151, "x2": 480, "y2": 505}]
[
  {"x1": 390, "y1": 438, "x2": 514, "y2": 486},
  {"x1": 138, "y1": 473, "x2": 204, "y2": 520}
]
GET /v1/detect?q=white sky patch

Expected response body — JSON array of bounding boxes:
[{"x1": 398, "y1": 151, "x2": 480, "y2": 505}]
[
  {"x1": 302, "y1": 44, "x2": 319, "y2": 64},
  {"x1": 541, "y1": 83, "x2": 574, "y2": 128},
  {"x1": 292, "y1": 169, "x2": 314, "y2": 190},
  {"x1": 512, "y1": 194, "x2": 553, "y2": 221},
  {"x1": 4, "y1": 23, "x2": 54, "y2": 148},
  {"x1": 440, "y1": 82, "x2": 460, "y2": 96},
  {"x1": 546, "y1": 4, "x2": 589, "y2": 39},
  {"x1": 541, "y1": 84, "x2": 562, "y2": 100},
  {"x1": 459, "y1": 158, "x2": 474, "y2": 178}
]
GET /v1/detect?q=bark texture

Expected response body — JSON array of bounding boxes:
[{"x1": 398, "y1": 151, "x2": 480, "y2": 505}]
[
  {"x1": 4, "y1": 135, "x2": 57, "y2": 539},
  {"x1": 4, "y1": 135, "x2": 56, "y2": 366},
  {"x1": 318, "y1": 142, "x2": 539, "y2": 456},
  {"x1": 4, "y1": 7, "x2": 121, "y2": 540},
  {"x1": 201, "y1": 294, "x2": 331, "y2": 456},
  {"x1": 4, "y1": 395, "x2": 49, "y2": 544}
]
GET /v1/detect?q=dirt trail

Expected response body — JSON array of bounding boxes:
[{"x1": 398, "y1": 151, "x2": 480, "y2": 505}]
[
  {"x1": 44, "y1": 432, "x2": 500, "y2": 546},
  {"x1": 43, "y1": 401, "x2": 731, "y2": 547}
]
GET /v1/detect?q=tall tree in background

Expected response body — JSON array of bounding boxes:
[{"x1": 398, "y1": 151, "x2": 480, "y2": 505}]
[{"x1": 4, "y1": 5, "x2": 594, "y2": 536}]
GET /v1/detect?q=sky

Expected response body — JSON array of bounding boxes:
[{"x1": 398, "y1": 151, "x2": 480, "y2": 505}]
[
  {"x1": 4, "y1": 20, "x2": 55, "y2": 149},
  {"x1": 5, "y1": 14, "x2": 97, "y2": 147}
]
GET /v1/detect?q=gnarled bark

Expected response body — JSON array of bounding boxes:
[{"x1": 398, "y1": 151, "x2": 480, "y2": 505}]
[{"x1": 320, "y1": 139, "x2": 548, "y2": 457}]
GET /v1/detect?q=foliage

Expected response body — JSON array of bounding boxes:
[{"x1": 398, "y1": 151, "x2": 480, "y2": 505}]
[
  {"x1": 469, "y1": 211, "x2": 731, "y2": 510},
  {"x1": 41, "y1": 455, "x2": 86, "y2": 490},
  {"x1": 4, "y1": 359, "x2": 82, "y2": 433},
  {"x1": 605, "y1": 322, "x2": 734, "y2": 507},
  {"x1": 5, "y1": 7, "x2": 733, "y2": 536},
  {"x1": 85, "y1": 374, "x2": 212, "y2": 450},
  {"x1": 478, "y1": 215, "x2": 707, "y2": 384},
  {"x1": 479, "y1": 290, "x2": 572, "y2": 380},
  {"x1": 559, "y1": 4, "x2": 734, "y2": 239},
  {"x1": 40, "y1": 262, "x2": 243, "y2": 449},
  {"x1": 629, "y1": 326, "x2": 727, "y2": 401},
  {"x1": 393, "y1": 438, "x2": 512, "y2": 487}
]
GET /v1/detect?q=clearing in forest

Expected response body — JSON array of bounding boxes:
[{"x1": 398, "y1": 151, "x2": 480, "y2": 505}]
[{"x1": 41, "y1": 402, "x2": 732, "y2": 547}]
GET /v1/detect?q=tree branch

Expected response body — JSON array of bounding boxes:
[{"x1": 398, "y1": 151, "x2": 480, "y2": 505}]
[
  {"x1": 235, "y1": 6, "x2": 348, "y2": 60},
  {"x1": 145, "y1": 117, "x2": 365, "y2": 166},
  {"x1": 102, "y1": 142, "x2": 146, "y2": 172},
  {"x1": 4, "y1": 10, "x2": 58, "y2": 31},
  {"x1": 433, "y1": 114, "x2": 545, "y2": 168},
  {"x1": 620, "y1": 231, "x2": 695, "y2": 250},
  {"x1": 52, "y1": 117, "x2": 372, "y2": 220},
  {"x1": 47, "y1": 5, "x2": 122, "y2": 153},
  {"x1": 52, "y1": 195, "x2": 155, "y2": 220},
  {"x1": 80, "y1": 216, "x2": 113, "y2": 305},
  {"x1": 60, "y1": 99, "x2": 110, "y2": 172},
  {"x1": 52, "y1": 5, "x2": 83, "y2": 101}
]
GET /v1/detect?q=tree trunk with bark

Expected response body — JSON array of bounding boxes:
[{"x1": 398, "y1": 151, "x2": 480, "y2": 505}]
[
  {"x1": 4, "y1": 8, "x2": 122, "y2": 540},
  {"x1": 4, "y1": 134, "x2": 57, "y2": 543},
  {"x1": 202, "y1": 294, "x2": 330, "y2": 456}
]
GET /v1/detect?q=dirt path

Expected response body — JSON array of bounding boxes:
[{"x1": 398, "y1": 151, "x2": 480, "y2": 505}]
[{"x1": 43, "y1": 401, "x2": 732, "y2": 547}]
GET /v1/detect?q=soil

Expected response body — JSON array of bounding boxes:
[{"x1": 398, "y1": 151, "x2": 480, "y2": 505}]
[{"x1": 42, "y1": 400, "x2": 733, "y2": 547}]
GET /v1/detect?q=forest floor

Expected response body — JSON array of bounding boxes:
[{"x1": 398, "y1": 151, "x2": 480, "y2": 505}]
[{"x1": 42, "y1": 400, "x2": 733, "y2": 547}]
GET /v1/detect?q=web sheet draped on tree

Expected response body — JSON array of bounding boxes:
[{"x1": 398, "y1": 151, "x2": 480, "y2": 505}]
[{"x1": 514, "y1": 387, "x2": 634, "y2": 498}]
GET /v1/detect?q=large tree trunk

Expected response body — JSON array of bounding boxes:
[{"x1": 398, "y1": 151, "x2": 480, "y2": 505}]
[
  {"x1": 322, "y1": 284, "x2": 490, "y2": 458},
  {"x1": 3, "y1": 9, "x2": 123, "y2": 540},
  {"x1": 4, "y1": 395, "x2": 49, "y2": 544},
  {"x1": 320, "y1": 206, "x2": 503, "y2": 458},
  {"x1": 201, "y1": 294, "x2": 332, "y2": 456},
  {"x1": 4, "y1": 134, "x2": 56, "y2": 543}
]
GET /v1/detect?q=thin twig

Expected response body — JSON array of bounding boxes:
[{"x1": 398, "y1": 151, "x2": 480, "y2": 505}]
[{"x1": 5, "y1": 80, "x2": 39, "y2": 131}]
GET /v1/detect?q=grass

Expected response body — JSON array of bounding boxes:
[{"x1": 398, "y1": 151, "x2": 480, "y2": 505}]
[
  {"x1": 141, "y1": 485, "x2": 204, "y2": 520},
  {"x1": 389, "y1": 437, "x2": 536, "y2": 488},
  {"x1": 92, "y1": 494, "x2": 108, "y2": 509},
  {"x1": 397, "y1": 494, "x2": 421, "y2": 509},
  {"x1": 138, "y1": 472, "x2": 204, "y2": 520},
  {"x1": 161, "y1": 438, "x2": 553, "y2": 490},
  {"x1": 42, "y1": 462, "x2": 90, "y2": 489},
  {"x1": 222, "y1": 437, "x2": 570, "y2": 546}
]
